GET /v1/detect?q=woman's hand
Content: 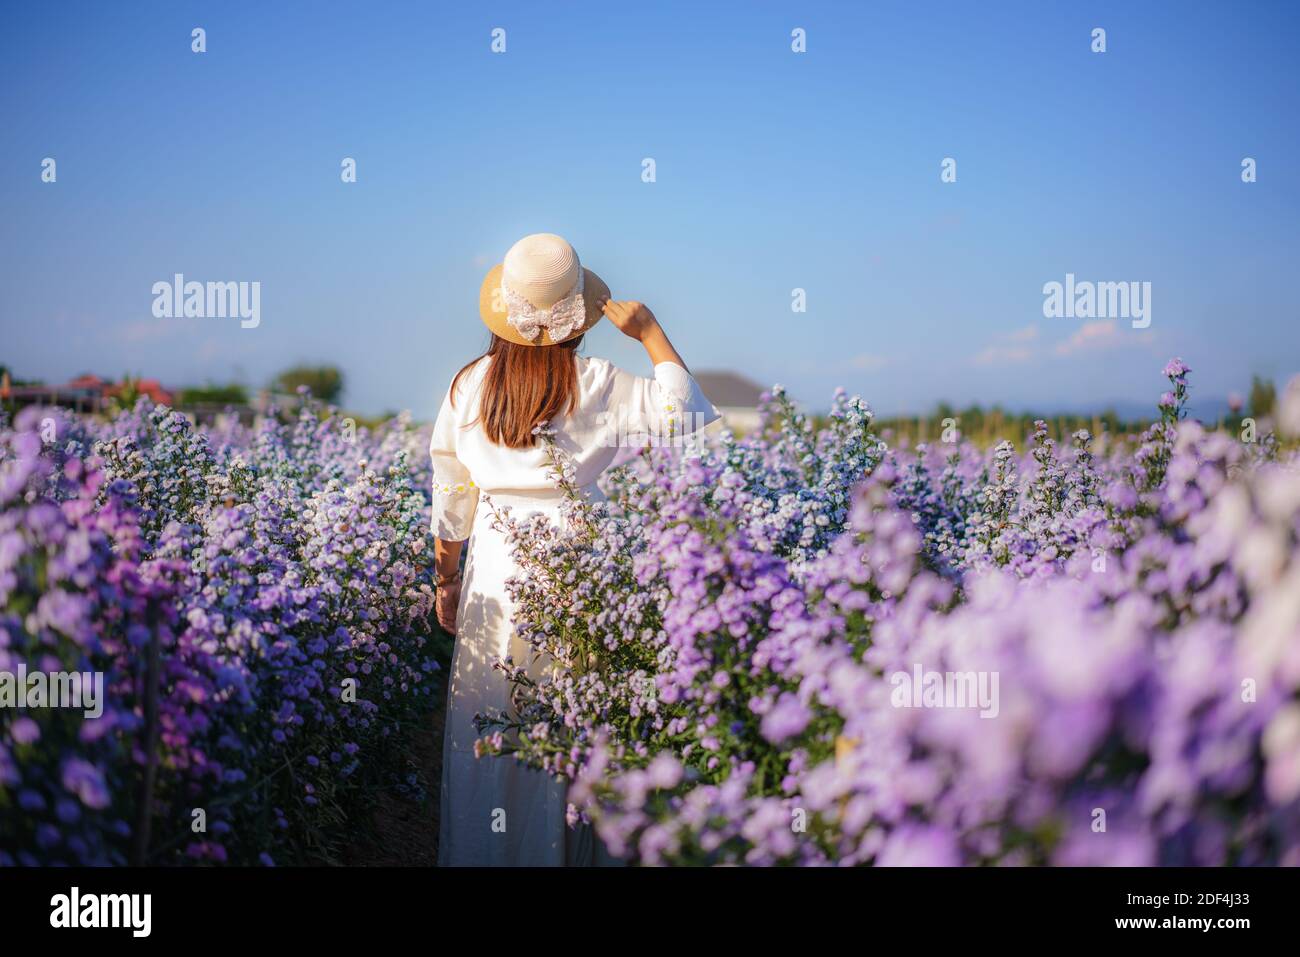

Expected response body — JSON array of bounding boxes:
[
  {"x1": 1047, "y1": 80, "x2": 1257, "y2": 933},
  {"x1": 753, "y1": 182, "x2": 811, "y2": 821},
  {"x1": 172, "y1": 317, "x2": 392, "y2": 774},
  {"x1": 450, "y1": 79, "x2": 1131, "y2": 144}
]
[
  {"x1": 436, "y1": 578, "x2": 461, "y2": 635},
  {"x1": 601, "y1": 299, "x2": 660, "y2": 342},
  {"x1": 600, "y1": 298, "x2": 689, "y2": 371},
  {"x1": 433, "y1": 538, "x2": 463, "y2": 635}
]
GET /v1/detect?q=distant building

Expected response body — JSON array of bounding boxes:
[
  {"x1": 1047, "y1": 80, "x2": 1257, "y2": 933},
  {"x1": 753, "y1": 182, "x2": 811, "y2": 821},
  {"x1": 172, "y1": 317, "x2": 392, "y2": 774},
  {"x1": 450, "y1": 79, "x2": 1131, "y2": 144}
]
[
  {"x1": 79, "y1": 374, "x2": 174, "y2": 407},
  {"x1": 2, "y1": 373, "x2": 174, "y2": 414},
  {"x1": 693, "y1": 370, "x2": 767, "y2": 433}
]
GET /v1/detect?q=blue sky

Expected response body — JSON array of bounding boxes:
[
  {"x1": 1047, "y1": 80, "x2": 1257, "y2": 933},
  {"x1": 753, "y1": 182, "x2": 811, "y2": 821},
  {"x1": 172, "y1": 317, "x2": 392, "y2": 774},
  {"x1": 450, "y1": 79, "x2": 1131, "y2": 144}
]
[{"x1": 2, "y1": 0, "x2": 1298, "y2": 418}]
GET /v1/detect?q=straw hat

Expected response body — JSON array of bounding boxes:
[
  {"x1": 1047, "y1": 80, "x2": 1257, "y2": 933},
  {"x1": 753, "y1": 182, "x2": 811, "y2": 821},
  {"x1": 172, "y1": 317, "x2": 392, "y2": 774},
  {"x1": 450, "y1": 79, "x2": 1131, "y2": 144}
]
[{"x1": 479, "y1": 233, "x2": 610, "y2": 346}]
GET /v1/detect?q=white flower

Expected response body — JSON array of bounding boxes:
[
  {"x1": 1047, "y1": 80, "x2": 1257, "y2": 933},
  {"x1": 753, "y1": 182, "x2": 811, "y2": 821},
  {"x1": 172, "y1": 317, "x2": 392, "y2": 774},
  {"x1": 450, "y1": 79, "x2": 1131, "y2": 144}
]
[
  {"x1": 1278, "y1": 375, "x2": 1300, "y2": 439},
  {"x1": 1263, "y1": 704, "x2": 1300, "y2": 804}
]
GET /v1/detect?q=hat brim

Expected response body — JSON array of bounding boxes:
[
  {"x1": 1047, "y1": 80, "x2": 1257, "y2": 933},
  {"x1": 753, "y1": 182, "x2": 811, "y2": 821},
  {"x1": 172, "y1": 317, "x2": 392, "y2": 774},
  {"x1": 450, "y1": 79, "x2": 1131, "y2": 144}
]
[{"x1": 479, "y1": 264, "x2": 610, "y2": 347}]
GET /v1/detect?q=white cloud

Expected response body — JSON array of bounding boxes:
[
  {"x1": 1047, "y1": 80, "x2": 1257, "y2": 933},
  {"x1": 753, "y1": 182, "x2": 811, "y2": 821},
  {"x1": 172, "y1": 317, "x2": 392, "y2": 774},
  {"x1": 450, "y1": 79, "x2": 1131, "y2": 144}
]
[
  {"x1": 970, "y1": 324, "x2": 1040, "y2": 365},
  {"x1": 1053, "y1": 319, "x2": 1119, "y2": 356},
  {"x1": 972, "y1": 320, "x2": 1153, "y2": 364},
  {"x1": 848, "y1": 353, "x2": 890, "y2": 371},
  {"x1": 972, "y1": 344, "x2": 1033, "y2": 366},
  {"x1": 112, "y1": 319, "x2": 179, "y2": 343}
]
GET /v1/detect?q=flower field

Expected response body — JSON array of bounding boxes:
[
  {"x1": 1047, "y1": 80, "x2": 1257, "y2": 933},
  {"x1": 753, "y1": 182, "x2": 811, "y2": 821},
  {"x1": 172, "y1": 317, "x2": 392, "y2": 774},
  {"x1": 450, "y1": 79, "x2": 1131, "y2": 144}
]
[
  {"x1": 1, "y1": 398, "x2": 441, "y2": 865},
  {"x1": 4, "y1": 360, "x2": 1300, "y2": 867},
  {"x1": 482, "y1": 361, "x2": 1300, "y2": 866}
]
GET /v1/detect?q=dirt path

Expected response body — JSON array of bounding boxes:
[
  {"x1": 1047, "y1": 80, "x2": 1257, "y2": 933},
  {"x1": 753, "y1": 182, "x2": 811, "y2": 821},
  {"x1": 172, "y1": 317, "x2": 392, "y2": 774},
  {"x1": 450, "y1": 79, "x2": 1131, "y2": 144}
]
[{"x1": 343, "y1": 669, "x2": 448, "y2": 866}]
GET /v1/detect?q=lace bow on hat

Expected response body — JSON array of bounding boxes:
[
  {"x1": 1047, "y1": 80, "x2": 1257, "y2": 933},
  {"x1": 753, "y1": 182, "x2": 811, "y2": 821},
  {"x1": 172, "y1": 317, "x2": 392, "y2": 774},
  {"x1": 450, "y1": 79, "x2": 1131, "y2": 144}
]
[{"x1": 501, "y1": 270, "x2": 586, "y2": 343}]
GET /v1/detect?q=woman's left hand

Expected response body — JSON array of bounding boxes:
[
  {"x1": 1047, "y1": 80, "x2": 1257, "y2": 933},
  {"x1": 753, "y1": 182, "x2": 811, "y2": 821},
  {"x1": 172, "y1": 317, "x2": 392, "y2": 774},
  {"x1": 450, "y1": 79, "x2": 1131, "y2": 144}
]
[
  {"x1": 601, "y1": 300, "x2": 660, "y2": 343},
  {"x1": 436, "y1": 580, "x2": 461, "y2": 635}
]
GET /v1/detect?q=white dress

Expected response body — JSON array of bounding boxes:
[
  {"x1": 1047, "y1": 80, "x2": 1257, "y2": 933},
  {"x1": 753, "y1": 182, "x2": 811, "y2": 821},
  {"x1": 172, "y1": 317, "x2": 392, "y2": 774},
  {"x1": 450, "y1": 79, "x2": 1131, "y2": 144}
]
[{"x1": 431, "y1": 353, "x2": 720, "y2": 866}]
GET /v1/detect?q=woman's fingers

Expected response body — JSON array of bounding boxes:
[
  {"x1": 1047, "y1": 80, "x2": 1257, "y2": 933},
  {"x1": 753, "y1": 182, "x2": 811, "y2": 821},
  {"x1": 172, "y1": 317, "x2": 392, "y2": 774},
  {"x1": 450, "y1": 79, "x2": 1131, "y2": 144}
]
[
  {"x1": 435, "y1": 584, "x2": 459, "y2": 635},
  {"x1": 604, "y1": 300, "x2": 640, "y2": 320}
]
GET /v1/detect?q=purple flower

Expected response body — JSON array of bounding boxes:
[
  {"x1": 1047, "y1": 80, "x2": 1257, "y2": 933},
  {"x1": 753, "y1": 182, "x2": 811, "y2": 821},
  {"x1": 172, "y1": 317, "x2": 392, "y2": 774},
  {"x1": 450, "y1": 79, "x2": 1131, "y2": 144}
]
[
  {"x1": 60, "y1": 758, "x2": 110, "y2": 810},
  {"x1": 760, "y1": 694, "x2": 812, "y2": 744},
  {"x1": 877, "y1": 826, "x2": 961, "y2": 867},
  {"x1": 10, "y1": 717, "x2": 41, "y2": 745}
]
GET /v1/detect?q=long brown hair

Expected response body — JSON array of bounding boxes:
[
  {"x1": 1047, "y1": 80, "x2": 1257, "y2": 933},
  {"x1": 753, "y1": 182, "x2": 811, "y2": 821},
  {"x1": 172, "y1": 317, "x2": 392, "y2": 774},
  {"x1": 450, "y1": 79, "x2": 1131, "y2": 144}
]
[{"x1": 450, "y1": 333, "x2": 583, "y2": 449}]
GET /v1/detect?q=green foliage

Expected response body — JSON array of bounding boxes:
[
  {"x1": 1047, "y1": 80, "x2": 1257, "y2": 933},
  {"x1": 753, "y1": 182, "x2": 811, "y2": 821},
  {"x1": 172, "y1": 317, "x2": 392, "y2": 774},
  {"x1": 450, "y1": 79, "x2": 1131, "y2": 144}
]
[
  {"x1": 274, "y1": 365, "x2": 345, "y2": 403},
  {"x1": 178, "y1": 383, "x2": 250, "y2": 406},
  {"x1": 1249, "y1": 375, "x2": 1276, "y2": 419},
  {"x1": 106, "y1": 374, "x2": 144, "y2": 413},
  {"x1": 856, "y1": 405, "x2": 1149, "y2": 449}
]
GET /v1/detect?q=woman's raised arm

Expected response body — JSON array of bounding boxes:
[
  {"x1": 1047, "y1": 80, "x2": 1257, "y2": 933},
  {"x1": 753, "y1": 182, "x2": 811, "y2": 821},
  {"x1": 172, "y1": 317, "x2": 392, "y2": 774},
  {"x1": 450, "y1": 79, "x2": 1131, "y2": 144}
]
[
  {"x1": 598, "y1": 299, "x2": 719, "y2": 441},
  {"x1": 601, "y1": 300, "x2": 689, "y2": 372}
]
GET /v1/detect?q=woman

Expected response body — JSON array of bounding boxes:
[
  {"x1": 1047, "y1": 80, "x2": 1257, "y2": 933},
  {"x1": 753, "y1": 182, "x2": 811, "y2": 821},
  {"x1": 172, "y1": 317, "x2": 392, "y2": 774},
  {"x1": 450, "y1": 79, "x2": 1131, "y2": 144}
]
[{"x1": 431, "y1": 234, "x2": 719, "y2": 866}]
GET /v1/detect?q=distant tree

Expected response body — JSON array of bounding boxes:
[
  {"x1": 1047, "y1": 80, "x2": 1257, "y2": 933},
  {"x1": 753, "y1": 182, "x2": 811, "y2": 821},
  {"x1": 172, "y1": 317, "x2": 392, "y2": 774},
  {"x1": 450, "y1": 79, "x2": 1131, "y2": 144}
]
[
  {"x1": 273, "y1": 365, "x2": 344, "y2": 403},
  {"x1": 107, "y1": 374, "x2": 143, "y2": 412},
  {"x1": 1248, "y1": 375, "x2": 1276, "y2": 419},
  {"x1": 179, "y1": 383, "x2": 250, "y2": 406}
]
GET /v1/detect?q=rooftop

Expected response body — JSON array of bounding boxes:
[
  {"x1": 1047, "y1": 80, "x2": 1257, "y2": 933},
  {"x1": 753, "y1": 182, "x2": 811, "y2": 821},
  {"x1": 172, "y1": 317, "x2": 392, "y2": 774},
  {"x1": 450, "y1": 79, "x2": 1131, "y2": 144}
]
[{"x1": 693, "y1": 370, "x2": 766, "y2": 408}]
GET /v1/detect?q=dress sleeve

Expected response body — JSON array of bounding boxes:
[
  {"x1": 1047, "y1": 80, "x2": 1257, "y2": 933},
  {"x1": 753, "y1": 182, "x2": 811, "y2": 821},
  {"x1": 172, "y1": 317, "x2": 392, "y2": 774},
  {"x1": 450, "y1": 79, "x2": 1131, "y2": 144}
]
[
  {"x1": 429, "y1": 384, "x2": 480, "y2": 540},
  {"x1": 604, "y1": 360, "x2": 721, "y2": 442}
]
